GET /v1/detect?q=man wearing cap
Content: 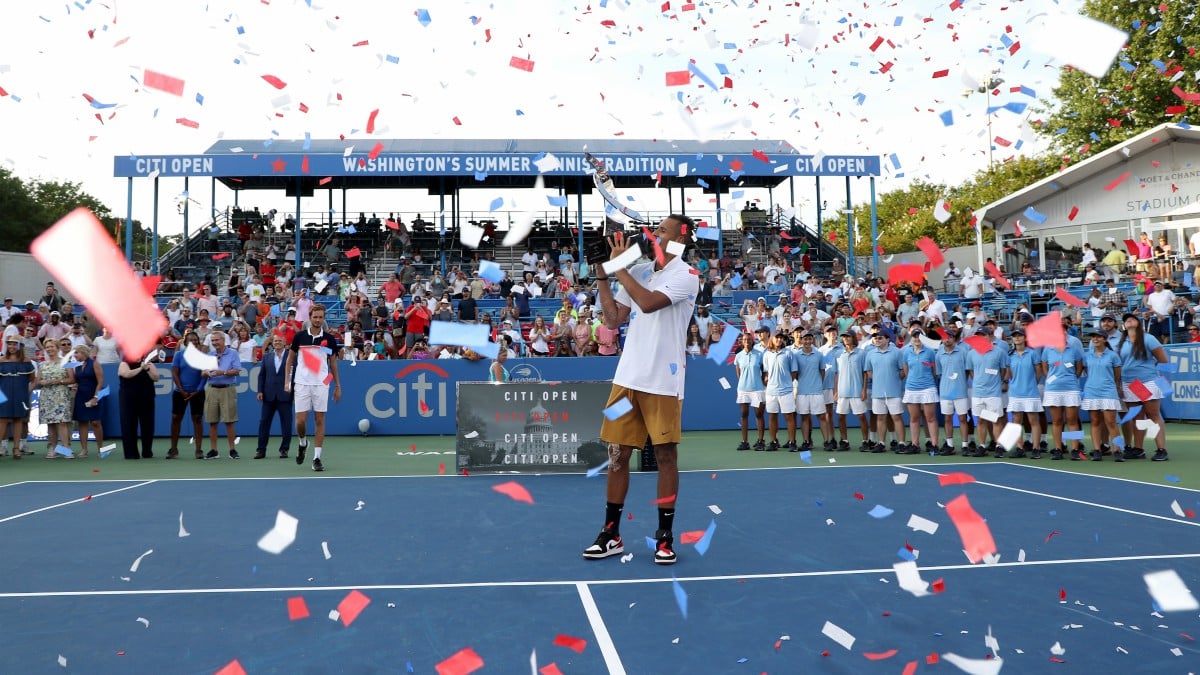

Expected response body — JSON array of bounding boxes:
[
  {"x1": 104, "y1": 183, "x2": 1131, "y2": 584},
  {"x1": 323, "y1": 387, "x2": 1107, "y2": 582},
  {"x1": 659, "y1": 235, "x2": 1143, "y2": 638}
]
[
  {"x1": 1143, "y1": 280, "x2": 1175, "y2": 343},
  {"x1": 1100, "y1": 279, "x2": 1127, "y2": 315},
  {"x1": 1099, "y1": 314, "x2": 1122, "y2": 348},
  {"x1": 21, "y1": 301, "x2": 43, "y2": 329},
  {"x1": 959, "y1": 268, "x2": 985, "y2": 300},
  {"x1": 863, "y1": 328, "x2": 906, "y2": 452},
  {"x1": 37, "y1": 311, "x2": 70, "y2": 341},
  {"x1": 790, "y1": 330, "x2": 827, "y2": 452}
]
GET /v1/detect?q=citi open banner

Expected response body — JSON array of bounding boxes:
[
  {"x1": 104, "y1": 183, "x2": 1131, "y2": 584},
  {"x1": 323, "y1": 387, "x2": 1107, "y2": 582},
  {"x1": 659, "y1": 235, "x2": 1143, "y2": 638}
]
[{"x1": 455, "y1": 381, "x2": 611, "y2": 474}]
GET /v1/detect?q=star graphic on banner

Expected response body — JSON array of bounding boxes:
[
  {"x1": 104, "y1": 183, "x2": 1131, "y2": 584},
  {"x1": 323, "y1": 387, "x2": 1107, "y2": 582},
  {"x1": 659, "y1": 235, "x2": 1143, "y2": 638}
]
[
  {"x1": 271, "y1": 157, "x2": 287, "y2": 173},
  {"x1": 728, "y1": 158, "x2": 744, "y2": 172}
]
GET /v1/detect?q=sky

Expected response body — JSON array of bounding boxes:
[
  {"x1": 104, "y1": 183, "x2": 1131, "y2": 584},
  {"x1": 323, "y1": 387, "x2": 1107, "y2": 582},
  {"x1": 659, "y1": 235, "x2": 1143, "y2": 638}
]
[{"x1": 0, "y1": 0, "x2": 1110, "y2": 239}]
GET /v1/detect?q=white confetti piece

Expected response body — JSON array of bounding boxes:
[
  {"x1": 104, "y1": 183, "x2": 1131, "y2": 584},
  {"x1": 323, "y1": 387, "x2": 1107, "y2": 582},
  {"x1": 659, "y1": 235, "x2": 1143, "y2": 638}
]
[
  {"x1": 718, "y1": 377, "x2": 731, "y2": 390},
  {"x1": 328, "y1": 609, "x2": 340, "y2": 622},
  {"x1": 671, "y1": 637, "x2": 680, "y2": 644},
  {"x1": 58, "y1": 655, "x2": 67, "y2": 667},
  {"x1": 178, "y1": 512, "x2": 190, "y2": 538},
  {"x1": 665, "y1": 240, "x2": 686, "y2": 256},
  {"x1": 129, "y1": 549, "x2": 154, "y2": 573},
  {"x1": 464, "y1": 431, "x2": 479, "y2": 439},
  {"x1": 1050, "y1": 641, "x2": 1065, "y2": 656},
  {"x1": 1171, "y1": 500, "x2": 1185, "y2": 517},
  {"x1": 821, "y1": 620, "x2": 855, "y2": 650},
  {"x1": 620, "y1": 553, "x2": 633, "y2": 563},
  {"x1": 256, "y1": 510, "x2": 299, "y2": 555},
  {"x1": 120, "y1": 576, "x2": 130, "y2": 582},
  {"x1": 182, "y1": 344, "x2": 218, "y2": 371},
  {"x1": 942, "y1": 652, "x2": 1004, "y2": 675},
  {"x1": 322, "y1": 541, "x2": 332, "y2": 560},
  {"x1": 907, "y1": 514, "x2": 939, "y2": 535},
  {"x1": 893, "y1": 473, "x2": 909, "y2": 485},
  {"x1": 1027, "y1": 11, "x2": 1127, "y2": 79},
  {"x1": 601, "y1": 245, "x2": 643, "y2": 276},
  {"x1": 779, "y1": 635, "x2": 791, "y2": 641},
  {"x1": 997, "y1": 422, "x2": 1023, "y2": 451},
  {"x1": 1171, "y1": 647, "x2": 1183, "y2": 656},
  {"x1": 982, "y1": 552, "x2": 1002, "y2": 565},
  {"x1": 894, "y1": 561, "x2": 930, "y2": 597},
  {"x1": 826, "y1": 518, "x2": 835, "y2": 526},
  {"x1": 387, "y1": 603, "x2": 396, "y2": 608},
  {"x1": 136, "y1": 617, "x2": 150, "y2": 628},
  {"x1": 708, "y1": 505, "x2": 722, "y2": 515},
  {"x1": 984, "y1": 627, "x2": 999, "y2": 654},
  {"x1": 1018, "y1": 549, "x2": 1026, "y2": 562},
  {"x1": 1144, "y1": 570, "x2": 1200, "y2": 612},
  {"x1": 354, "y1": 501, "x2": 365, "y2": 511},
  {"x1": 234, "y1": 436, "x2": 241, "y2": 445}
]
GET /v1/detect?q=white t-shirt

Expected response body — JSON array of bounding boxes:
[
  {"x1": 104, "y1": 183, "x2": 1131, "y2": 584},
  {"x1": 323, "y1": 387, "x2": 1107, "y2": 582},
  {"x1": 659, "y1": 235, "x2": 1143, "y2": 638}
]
[
  {"x1": 925, "y1": 299, "x2": 948, "y2": 322},
  {"x1": 1189, "y1": 231, "x2": 1200, "y2": 255},
  {"x1": 612, "y1": 256, "x2": 699, "y2": 398},
  {"x1": 92, "y1": 335, "x2": 121, "y2": 363},
  {"x1": 245, "y1": 283, "x2": 265, "y2": 300},
  {"x1": 961, "y1": 275, "x2": 985, "y2": 299},
  {"x1": 521, "y1": 251, "x2": 539, "y2": 272},
  {"x1": 1147, "y1": 289, "x2": 1175, "y2": 316}
]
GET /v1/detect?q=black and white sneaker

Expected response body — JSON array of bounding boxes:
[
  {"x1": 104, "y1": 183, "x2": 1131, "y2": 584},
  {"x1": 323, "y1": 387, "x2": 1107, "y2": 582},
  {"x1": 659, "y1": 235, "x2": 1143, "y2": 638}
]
[
  {"x1": 784, "y1": 441, "x2": 799, "y2": 452},
  {"x1": 229, "y1": 449, "x2": 240, "y2": 460},
  {"x1": 871, "y1": 443, "x2": 887, "y2": 453},
  {"x1": 296, "y1": 438, "x2": 308, "y2": 465},
  {"x1": 1030, "y1": 445, "x2": 1043, "y2": 460},
  {"x1": 936, "y1": 443, "x2": 957, "y2": 457},
  {"x1": 766, "y1": 441, "x2": 780, "y2": 452},
  {"x1": 1112, "y1": 449, "x2": 1124, "y2": 462},
  {"x1": 1152, "y1": 448, "x2": 1169, "y2": 462},
  {"x1": 1089, "y1": 449, "x2": 1103, "y2": 462},
  {"x1": 752, "y1": 439, "x2": 765, "y2": 451},
  {"x1": 205, "y1": 449, "x2": 219, "y2": 460},
  {"x1": 838, "y1": 440, "x2": 851, "y2": 451},
  {"x1": 312, "y1": 457, "x2": 325, "y2": 472},
  {"x1": 654, "y1": 529, "x2": 676, "y2": 565},
  {"x1": 1051, "y1": 448, "x2": 1064, "y2": 460},
  {"x1": 736, "y1": 441, "x2": 751, "y2": 452},
  {"x1": 1123, "y1": 447, "x2": 1146, "y2": 460},
  {"x1": 582, "y1": 528, "x2": 624, "y2": 560}
]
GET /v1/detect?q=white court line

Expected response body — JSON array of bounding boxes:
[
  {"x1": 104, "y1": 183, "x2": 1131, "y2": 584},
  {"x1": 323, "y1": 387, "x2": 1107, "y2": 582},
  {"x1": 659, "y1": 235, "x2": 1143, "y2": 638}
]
[
  {"x1": 994, "y1": 460, "x2": 1200, "y2": 494},
  {"x1": 0, "y1": 481, "x2": 29, "y2": 489},
  {"x1": 902, "y1": 465, "x2": 1200, "y2": 528},
  {"x1": 4, "y1": 551, "x2": 1200, "y2": 599},
  {"x1": 576, "y1": 583, "x2": 626, "y2": 675},
  {"x1": 0, "y1": 480, "x2": 156, "y2": 524}
]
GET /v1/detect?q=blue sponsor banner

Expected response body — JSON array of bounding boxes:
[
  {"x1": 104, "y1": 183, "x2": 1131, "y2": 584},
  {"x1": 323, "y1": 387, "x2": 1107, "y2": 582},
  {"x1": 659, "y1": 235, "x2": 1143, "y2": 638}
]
[
  {"x1": 113, "y1": 152, "x2": 880, "y2": 178},
  {"x1": 1161, "y1": 344, "x2": 1200, "y2": 421},
  {"x1": 95, "y1": 356, "x2": 744, "y2": 439}
]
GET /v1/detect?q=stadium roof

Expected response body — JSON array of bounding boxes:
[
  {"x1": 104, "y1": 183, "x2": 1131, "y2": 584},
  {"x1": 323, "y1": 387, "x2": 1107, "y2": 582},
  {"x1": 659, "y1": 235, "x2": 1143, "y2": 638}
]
[{"x1": 113, "y1": 138, "x2": 881, "y2": 194}]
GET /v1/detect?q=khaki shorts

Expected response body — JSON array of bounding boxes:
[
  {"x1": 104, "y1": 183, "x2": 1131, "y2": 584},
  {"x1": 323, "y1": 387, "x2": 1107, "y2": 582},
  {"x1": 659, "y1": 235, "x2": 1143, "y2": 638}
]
[
  {"x1": 599, "y1": 385, "x2": 682, "y2": 448},
  {"x1": 204, "y1": 385, "x2": 239, "y2": 424}
]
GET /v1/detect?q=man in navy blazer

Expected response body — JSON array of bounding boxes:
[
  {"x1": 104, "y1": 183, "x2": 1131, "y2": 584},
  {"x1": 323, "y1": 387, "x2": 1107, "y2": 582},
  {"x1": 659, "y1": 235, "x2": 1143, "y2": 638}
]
[{"x1": 255, "y1": 332, "x2": 294, "y2": 459}]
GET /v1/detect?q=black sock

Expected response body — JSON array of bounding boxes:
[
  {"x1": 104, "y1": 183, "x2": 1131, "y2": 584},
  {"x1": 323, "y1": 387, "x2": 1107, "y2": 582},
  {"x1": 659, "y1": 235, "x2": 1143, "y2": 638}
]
[
  {"x1": 658, "y1": 508, "x2": 675, "y2": 534},
  {"x1": 605, "y1": 503, "x2": 624, "y2": 534}
]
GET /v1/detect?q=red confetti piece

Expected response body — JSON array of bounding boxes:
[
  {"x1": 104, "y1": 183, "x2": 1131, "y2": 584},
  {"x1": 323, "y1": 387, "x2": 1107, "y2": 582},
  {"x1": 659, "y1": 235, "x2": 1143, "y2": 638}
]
[
  {"x1": 301, "y1": 156, "x2": 310, "y2": 174},
  {"x1": 869, "y1": 36, "x2": 884, "y2": 51},
  {"x1": 853, "y1": 492, "x2": 865, "y2": 500},
  {"x1": 963, "y1": 335, "x2": 994, "y2": 355},
  {"x1": 140, "y1": 275, "x2": 162, "y2": 297},
  {"x1": 751, "y1": 149, "x2": 770, "y2": 163},
  {"x1": 493, "y1": 481, "x2": 535, "y2": 504},
  {"x1": 176, "y1": 117, "x2": 200, "y2": 129},
  {"x1": 1026, "y1": 311, "x2": 1066, "y2": 351},
  {"x1": 931, "y1": 578, "x2": 945, "y2": 593},
  {"x1": 352, "y1": 39, "x2": 369, "y2": 47},
  {"x1": 1050, "y1": 656, "x2": 1066, "y2": 663},
  {"x1": 438, "y1": 462, "x2": 446, "y2": 475},
  {"x1": 116, "y1": 651, "x2": 125, "y2": 656},
  {"x1": 1104, "y1": 172, "x2": 1131, "y2": 191},
  {"x1": 539, "y1": 664, "x2": 564, "y2": 675},
  {"x1": 337, "y1": 590, "x2": 371, "y2": 627},
  {"x1": 864, "y1": 649, "x2": 899, "y2": 660},
  {"x1": 368, "y1": 142, "x2": 384, "y2": 160},
  {"x1": 212, "y1": 252, "x2": 230, "y2": 260},
  {"x1": 436, "y1": 647, "x2": 484, "y2": 675},
  {"x1": 821, "y1": 650, "x2": 830, "y2": 657},
  {"x1": 366, "y1": 109, "x2": 379, "y2": 134},
  {"x1": 984, "y1": 261, "x2": 1011, "y2": 290},
  {"x1": 1186, "y1": 510, "x2": 1196, "y2": 519},
  {"x1": 1129, "y1": 379, "x2": 1152, "y2": 402},
  {"x1": 651, "y1": 494, "x2": 677, "y2": 505},
  {"x1": 627, "y1": 512, "x2": 633, "y2": 520},
  {"x1": 83, "y1": 495, "x2": 93, "y2": 501},
  {"x1": 775, "y1": 640, "x2": 782, "y2": 651},
  {"x1": 299, "y1": 102, "x2": 309, "y2": 113},
  {"x1": 945, "y1": 494, "x2": 997, "y2": 564},
  {"x1": 287, "y1": 596, "x2": 310, "y2": 620},
  {"x1": 214, "y1": 660, "x2": 247, "y2": 675},
  {"x1": 31, "y1": 209, "x2": 167, "y2": 360},
  {"x1": 1165, "y1": 105, "x2": 1187, "y2": 115},
  {"x1": 261, "y1": 74, "x2": 288, "y2": 89},
  {"x1": 882, "y1": 611, "x2": 891, "y2": 616},
  {"x1": 916, "y1": 237, "x2": 944, "y2": 267},
  {"x1": 887, "y1": 263, "x2": 926, "y2": 286},
  {"x1": 902, "y1": 661, "x2": 918, "y2": 675},
  {"x1": 1180, "y1": 632, "x2": 1195, "y2": 641},
  {"x1": 452, "y1": 116, "x2": 462, "y2": 125},
  {"x1": 552, "y1": 634, "x2": 587, "y2": 653},
  {"x1": 1046, "y1": 530, "x2": 1062, "y2": 543},
  {"x1": 300, "y1": 348, "x2": 323, "y2": 375},
  {"x1": 679, "y1": 530, "x2": 707, "y2": 544},
  {"x1": 932, "y1": 69, "x2": 949, "y2": 78},
  {"x1": 419, "y1": 399, "x2": 431, "y2": 414},
  {"x1": 1059, "y1": 588, "x2": 1067, "y2": 600},
  {"x1": 319, "y1": 176, "x2": 332, "y2": 185},
  {"x1": 143, "y1": 69, "x2": 185, "y2": 96},
  {"x1": 1054, "y1": 287, "x2": 1088, "y2": 308},
  {"x1": 665, "y1": 70, "x2": 691, "y2": 86},
  {"x1": 509, "y1": 56, "x2": 535, "y2": 72},
  {"x1": 345, "y1": 247, "x2": 362, "y2": 259},
  {"x1": 927, "y1": 652, "x2": 940, "y2": 664},
  {"x1": 1067, "y1": 205, "x2": 1079, "y2": 220}
]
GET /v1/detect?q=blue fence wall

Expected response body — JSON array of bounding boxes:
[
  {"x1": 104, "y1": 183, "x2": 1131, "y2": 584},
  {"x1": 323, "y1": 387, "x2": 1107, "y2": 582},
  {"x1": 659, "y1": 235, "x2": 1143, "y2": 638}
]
[{"x1": 88, "y1": 343, "x2": 1200, "y2": 440}]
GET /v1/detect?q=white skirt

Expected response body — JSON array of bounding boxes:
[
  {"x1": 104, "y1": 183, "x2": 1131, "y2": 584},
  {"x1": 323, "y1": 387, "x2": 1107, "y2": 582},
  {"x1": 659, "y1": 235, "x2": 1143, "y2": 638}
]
[
  {"x1": 902, "y1": 387, "x2": 939, "y2": 404},
  {"x1": 1007, "y1": 397, "x2": 1043, "y2": 413},
  {"x1": 1043, "y1": 390, "x2": 1081, "y2": 408},
  {"x1": 1081, "y1": 397, "x2": 1123, "y2": 411},
  {"x1": 1121, "y1": 379, "x2": 1164, "y2": 403}
]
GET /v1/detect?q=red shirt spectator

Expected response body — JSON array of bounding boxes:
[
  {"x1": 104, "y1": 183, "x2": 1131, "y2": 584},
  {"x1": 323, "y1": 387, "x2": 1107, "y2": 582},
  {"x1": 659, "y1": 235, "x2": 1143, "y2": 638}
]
[
  {"x1": 405, "y1": 302, "x2": 431, "y2": 338},
  {"x1": 260, "y1": 261, "x2": 277, "y2": 287},
  {"x1": 21, "y1": 303, "x2": 44, "y2": 328}
]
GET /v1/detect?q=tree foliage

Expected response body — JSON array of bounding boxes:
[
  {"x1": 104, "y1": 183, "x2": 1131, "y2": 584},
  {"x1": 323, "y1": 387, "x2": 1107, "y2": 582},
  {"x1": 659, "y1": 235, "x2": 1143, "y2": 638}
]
[{"x1": 1033, "y1": 0, "x2": 1200, "y2": 162}]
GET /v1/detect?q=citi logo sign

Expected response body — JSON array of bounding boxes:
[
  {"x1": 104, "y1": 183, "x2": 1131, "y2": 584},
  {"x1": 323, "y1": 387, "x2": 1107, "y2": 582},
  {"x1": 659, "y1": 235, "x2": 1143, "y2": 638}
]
[{"x1": 364, "y1": 363, "x2": 450, "y2": 418}]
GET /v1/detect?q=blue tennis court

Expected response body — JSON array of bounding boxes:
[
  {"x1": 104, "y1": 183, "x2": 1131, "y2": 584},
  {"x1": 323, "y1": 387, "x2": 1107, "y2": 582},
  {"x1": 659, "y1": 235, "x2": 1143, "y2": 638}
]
[{"x1": 2, "y1": 463, "x2": 1198, "y2": 673}]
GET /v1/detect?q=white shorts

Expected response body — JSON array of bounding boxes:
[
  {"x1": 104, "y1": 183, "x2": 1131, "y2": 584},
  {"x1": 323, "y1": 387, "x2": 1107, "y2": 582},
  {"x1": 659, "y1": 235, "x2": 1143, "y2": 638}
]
[
  {"x1": 872, "y1": 397, "x2": 904, "y2": 415},
  {"x1": 902, "y1": 387, "x2": 939, "y2": 405},
  {"x1": 823, "y1": 389, "x2": 835, "y2": 406},
  {"x1": 1007, "y1": 397, "x2": 1044, "y2": 413},
  {"x1": 765, "y1": 393, "x2": 796, "y2": 414},
  {"x1": 1081, "y1": 397, "x2": 1123, "y2": 411},
  {"x1": 971, "y1": 396, "x2": 1004, "y2": 419},
  {"x1": 795, "y1": 393, "x2": 826, "y2": 415},
  {"x1": 294, "y1": 383, "x2": 330, "y2": 413},
  {"x1": 836, "y1": 397, "x2": 867, "y2": 415},
  {"x1": 939, "y1": 398, "x2": 969, "y2": 416},
  {"x1": 1043, "y1": 390, "x2": 1081, "y2": 408},
  {"x1": 1121, "y1": 380, "x2": 1164, "y2": 402},
  {"x1": 736, "y1": 390, "x2": 765, "y2": 406}
]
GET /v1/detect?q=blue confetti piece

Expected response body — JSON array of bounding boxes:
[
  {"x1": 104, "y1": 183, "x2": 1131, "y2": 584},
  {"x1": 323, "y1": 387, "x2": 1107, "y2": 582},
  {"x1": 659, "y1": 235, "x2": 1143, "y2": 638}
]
[
  {"x1": 1158, "y1": 362, "x2": 1180, "y2": 374},
  {"x1": 1049, "y1": 511, "x2": 1057, "y2": 516},
  {"x1": 1119, "y1": 406, "x2": 1143, "y2": 424},
  {"x1": 474, "y1": 171, "x2": 489, "y2": 182},
  {"x1": 547, "y1": 195, "x2": 568, "y2": 208},
  {"x1": 939, "y1": 110, "x2": 954, "y2": 126},
  {"x1": 0, "y1": 389, "x2": 6, "y2": 405},
  {"x1": 894, "y1": 16, "x2": 903, "y2": 26},
  {"x1": 731, "y1": 190, "x2": 744, "y2": 200},
  {"x1": 406, "y1": 662, "x2": 414, "y2": 673},
  {"x1": 853, "y1": 92, "x2": 866, "y2": 105},
  {"x1": 815, "y1": 500, "x2": 823, "y2": 507},
  {"x1": 1061, "y1": 430, "x2": 1085, "y2": 441},
  {"x1": 999, "y1": 34, "x2": 1014, "y2": 48},
  {"x1": 695, "y1": 519, "x2": 717, "y2": 556},
  {"x1": 868, "y1": 504, "x2": 894, "y2": 519},
  {"x1": 1156, "y1": 377, "x2": 1173, "y2": 397},
  {"x1": 736, "y1": 658, "x2": 748, "y2": 664},
  {"x1": 1112, "y1": 435, "x2": 1126, "y2": 449},
  {"x1": 668, "y1": 363, "x2": 678, "y2": 375},
  {"x1": 897, "y1": 547, "x2": 916, "y2": 561},
  {"x1": 603, "y1": 398, "x2": 634, "y2": 421},
  {"x1": 586, "y1": 459, "x2": 610, "y2": 478},
  {"x1": 1022, "y1": 206, "x2": 1047, "y2": 224},
  {"x1": 729, "y1": 272, "x2": 742, "y2": 289},
  {"x1": 515, "y1": 109, "x2": 524, "y2": 116},
  {"x1": 301, "y1": 132, "x2": 311, "y2": 150},
  {"x1": 706, "y1": 323, "x2": 740, "y2": 364},
  {"x1": 889, "y1": 153, "x2": 901, "y2": 169},
  {"x1": 800, "y1": 450, "x2": 812, "y2": 464},
  {"x1": 1165, "y1": 475, "x2": 1182, "y2": 483},
  {"x1": 723, "y1": 42, "x2": 737, "y2": 49},
  {"x1": 95, "y1": 386, "x2": 110, "y2": 400},
  {"x1": 478, "y1": 260, "x2": 505, "y2": 284},
  {"x1": 488, "y1": 197, "x2": 504, "y2": 211},
  {"x1": 697, "y1": 179, "x2": 709, "y2": 189},
  {"x1": 89, "y1": 98, "x2": 118, "y2": 110},
  {"x1": 1095, "y1": 533, "x2": 1100, "y2": 543},
  {"x1": 385, "y1": 54, "x2": 399, "y2": 64},
  {"x1": 416, "y1": 8, "x2": 431, "y2": 26},
  {"x1": 686, "y1": 61, "x2": 721, "y2": 90},
  {"x1": 673, "y1": 577, "x2": 688, "y2": 619},
  {"x1": 715, "y1": 62, "x2": 729, "y2": 75},
  {"x1": 237, "y1": 25, "x2": 245, "y2": 35},
  {"x1": 1004, "y1": 101, "x2": 1028, "y2": 115},
  {"x1": 645, "y1": 535, "x2": 657, "y2": 552}
]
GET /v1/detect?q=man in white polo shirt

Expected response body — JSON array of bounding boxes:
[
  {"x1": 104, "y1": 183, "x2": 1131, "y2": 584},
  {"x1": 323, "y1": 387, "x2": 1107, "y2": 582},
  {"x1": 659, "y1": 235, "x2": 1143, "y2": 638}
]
[
  {"x1": 582, "y1": 215, "x2": 698, "y2": 567},
  {"x1": 283, "y1": 304, "x2": 341, "y2": 472}
]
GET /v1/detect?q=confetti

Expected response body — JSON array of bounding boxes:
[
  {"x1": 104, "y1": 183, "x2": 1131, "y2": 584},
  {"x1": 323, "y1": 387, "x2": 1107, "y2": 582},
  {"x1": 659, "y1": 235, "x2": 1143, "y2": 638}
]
[
  {"x1": 939, "y1": 472, "x2": 976, "y2": 486},
  {"x1": 868, "y1": 504, "x2": 895, "y2": 519},
  {"x1": 336, "y1": 590, "x2": 371, "y2": 626},
  {"x1": 1144, "y1": 570, "x2": 1200, "y2": 612},
  {"x1": 287, "y1": 596, "x2": 310, "y2": 620},
  {"x1": 1026, "y1": 312, "x2": 1066, "y2": 351},
  {"x1": 509, "y1": 56, "x2": 535, "y2": 72},
  {"x1": 822, "y1": 620, "x2": 855, "y2": 650},
  {"x1": 322, "y1": 541, "x2": 332, "y2": 560},
  {"x1": 586, "y1": 459, "x2": 610, "y2": 478},
  {"x1": 492, "y1": 481, "x2": 535, "y2": 504},
  {"x1": 143, "y1": 69, "x2": 185, "y2": 96},
  {"x1": 602, "y1": 398, "x2": 633, "y2": 421},
  {"x1": 178, "y1": 512, "x2": 190, "y2": 538},
  {"x1": 256, "y1": 510, "x2": 299, "y2": 555},
  {"x1": 894, "y1": 561, "x2": 931, "y2": 597},
  {"x1": 214, "y1": 659, "x2": 247, "y2": 675},
  {"x1": 129, "y1": 549, "x2": 153, "y2": 573},
  {"x1": 916, "y1": 237, "x2": 944, "y2": 267},
  {"x1": 694, "y1": 519, "x2": 717, "y2": 556},
  {"x1": 552, "y1": 634, "x2": 587, "y2": 654},
  {"x1": 673, "y1": 577, "x2": 688, "y2": 619},
  {"x1": 945, "y1": 494, "x2": 997, "y2": 564},
  {"x1": 893, "y1": 473, "x2": 909, "y2": 485}
]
